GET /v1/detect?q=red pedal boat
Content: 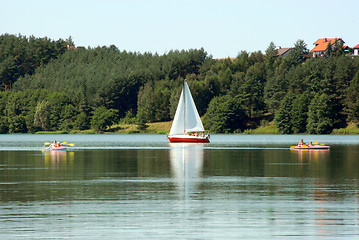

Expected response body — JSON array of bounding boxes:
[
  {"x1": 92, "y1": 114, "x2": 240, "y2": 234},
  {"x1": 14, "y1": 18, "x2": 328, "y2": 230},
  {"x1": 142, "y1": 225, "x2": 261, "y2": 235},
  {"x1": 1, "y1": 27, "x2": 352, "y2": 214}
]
[
  {"x1": 291, "y1": 144, "x2": 330, "y2": 150},
  {"x1": 47, "y1": 146, "x2": 67, "y2": 151}
]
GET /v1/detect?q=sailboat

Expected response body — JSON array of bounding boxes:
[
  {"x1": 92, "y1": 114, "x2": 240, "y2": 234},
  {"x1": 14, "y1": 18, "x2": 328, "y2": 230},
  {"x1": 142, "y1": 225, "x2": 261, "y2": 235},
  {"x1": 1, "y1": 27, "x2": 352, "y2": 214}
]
[{"x1": 167, "y1": 80, "x2": 210, "y2": 143}]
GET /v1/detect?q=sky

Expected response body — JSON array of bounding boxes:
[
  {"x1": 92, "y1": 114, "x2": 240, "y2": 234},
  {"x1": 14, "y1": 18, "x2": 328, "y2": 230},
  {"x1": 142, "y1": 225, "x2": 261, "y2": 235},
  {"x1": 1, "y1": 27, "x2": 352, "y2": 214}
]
[{"x1": 2, "y1": 0, "x2": 359, "y2": 58}]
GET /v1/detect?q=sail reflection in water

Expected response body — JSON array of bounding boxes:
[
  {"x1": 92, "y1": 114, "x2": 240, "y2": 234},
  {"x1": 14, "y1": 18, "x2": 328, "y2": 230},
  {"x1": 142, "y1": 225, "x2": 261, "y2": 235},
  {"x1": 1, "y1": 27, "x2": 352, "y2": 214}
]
[{"x1": 169, "y1": 143, "x2": 204, "y2": 198}]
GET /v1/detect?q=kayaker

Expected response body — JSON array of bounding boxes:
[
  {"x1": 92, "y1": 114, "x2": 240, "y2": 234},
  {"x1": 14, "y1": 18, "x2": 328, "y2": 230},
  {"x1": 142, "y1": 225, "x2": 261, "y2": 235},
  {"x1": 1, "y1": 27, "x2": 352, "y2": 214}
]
[
  {"x1": 309, "y1": 142, "x2": 313, "y2": 146},
  {"x1": 51, "y1": 140, "x2": 57, "y2": 147},
  {"x1": 298, "y1": 139, "x2": 305, "y2": 146}
]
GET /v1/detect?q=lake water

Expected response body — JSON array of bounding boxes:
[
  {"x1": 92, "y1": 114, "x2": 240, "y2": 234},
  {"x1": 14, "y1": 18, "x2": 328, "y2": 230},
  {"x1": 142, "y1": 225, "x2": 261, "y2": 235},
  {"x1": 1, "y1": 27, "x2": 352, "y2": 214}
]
[{"x1": 0, "y1": 134, "x2": 359, "y2": 239}]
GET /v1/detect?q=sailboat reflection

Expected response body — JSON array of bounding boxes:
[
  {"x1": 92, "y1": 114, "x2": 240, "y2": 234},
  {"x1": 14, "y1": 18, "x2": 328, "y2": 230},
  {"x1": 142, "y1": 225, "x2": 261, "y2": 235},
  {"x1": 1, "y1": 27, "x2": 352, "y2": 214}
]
[{"x1": 169, "y1": 143, "x2": 204, "y2": 198}]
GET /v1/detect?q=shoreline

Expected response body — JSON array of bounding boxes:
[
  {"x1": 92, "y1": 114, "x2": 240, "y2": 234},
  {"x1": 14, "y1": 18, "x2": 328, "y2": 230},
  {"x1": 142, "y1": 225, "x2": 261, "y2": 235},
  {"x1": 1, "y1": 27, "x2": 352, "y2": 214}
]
[{"x1": 4, "y1": 122, "x2": 359, "y2": 135}]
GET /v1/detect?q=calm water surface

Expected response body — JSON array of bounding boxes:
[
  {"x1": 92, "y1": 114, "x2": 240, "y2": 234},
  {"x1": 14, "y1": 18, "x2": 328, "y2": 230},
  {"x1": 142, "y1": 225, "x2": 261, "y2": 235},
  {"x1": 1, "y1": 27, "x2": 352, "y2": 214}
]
[{"x1": 0, "y1": 134, "x2": 359, "y2": 239}]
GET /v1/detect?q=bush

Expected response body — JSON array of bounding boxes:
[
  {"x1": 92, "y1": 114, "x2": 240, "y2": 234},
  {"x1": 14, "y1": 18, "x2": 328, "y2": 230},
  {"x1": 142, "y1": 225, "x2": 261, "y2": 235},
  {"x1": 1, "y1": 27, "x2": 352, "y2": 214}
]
[{"x1": 91, "y1": 107, "x2": 118, "y2": 132}]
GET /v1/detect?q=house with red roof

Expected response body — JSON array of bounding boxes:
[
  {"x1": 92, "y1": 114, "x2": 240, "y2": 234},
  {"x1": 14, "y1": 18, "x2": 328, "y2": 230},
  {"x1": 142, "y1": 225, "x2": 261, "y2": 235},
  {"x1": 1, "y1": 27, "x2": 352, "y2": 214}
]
[
  {"x1": 311, "y1": 38, "x2": 345, "y2": 57},
  {"x1": 353, "y1": 44, "x2": 359, "y2": 56}
]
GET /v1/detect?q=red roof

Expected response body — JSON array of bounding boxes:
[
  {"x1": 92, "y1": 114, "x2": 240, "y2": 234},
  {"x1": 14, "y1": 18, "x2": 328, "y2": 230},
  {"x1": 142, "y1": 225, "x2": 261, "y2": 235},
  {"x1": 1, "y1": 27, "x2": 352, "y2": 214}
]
[
  {"x1": 311, "y1": 38, "x2": 342, "y2": 52},
  {"x1": 313, "y1": 38, "x2": 339, "y2": 45},
  {"x1": 353, "y1": 44, "x2": 359, "y2": 49}
]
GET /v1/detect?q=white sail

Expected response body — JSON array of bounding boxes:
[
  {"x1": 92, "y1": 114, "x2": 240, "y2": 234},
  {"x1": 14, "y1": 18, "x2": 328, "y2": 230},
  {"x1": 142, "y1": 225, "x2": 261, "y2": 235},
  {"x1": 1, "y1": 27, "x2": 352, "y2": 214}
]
[
  {"x1": 183, "y1": 81, "x2": 204, "y2": 133},
  {"x1": 169, "y1": 80, "x2": 204, "y2": 136},
  {"x1": 169, "y1": 88, "x2": 185, "y2": 135}
]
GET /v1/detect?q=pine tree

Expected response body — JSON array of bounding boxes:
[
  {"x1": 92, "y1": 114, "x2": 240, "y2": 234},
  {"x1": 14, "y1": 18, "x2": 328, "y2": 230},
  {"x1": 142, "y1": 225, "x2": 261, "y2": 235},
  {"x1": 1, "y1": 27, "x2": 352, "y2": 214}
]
[
  {"x1": 274, "y1": 92, "x2": 295, "y2": 134},
  {"x1": 346, "y1": 71, "x2": 359, "y2": 124},
  {"x1": 307, "y1": 93, "x2": 334, "y2": 134},
  {"x1": 291, "y1": 94, "x2": 308, "y2": 133}
]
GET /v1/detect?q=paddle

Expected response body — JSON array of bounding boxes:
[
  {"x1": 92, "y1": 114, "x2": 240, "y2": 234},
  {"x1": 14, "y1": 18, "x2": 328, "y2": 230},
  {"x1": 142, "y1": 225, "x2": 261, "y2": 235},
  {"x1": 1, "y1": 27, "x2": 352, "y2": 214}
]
[
  {"x1": 41, "y1": 142, "x2": 52, "y2": 151},
  {"x1": 61, "y1": 143, "x2": 75, "y2": 147},
  {"x1": 40, "y1": 142, "x2": 75, "y2": 151}
]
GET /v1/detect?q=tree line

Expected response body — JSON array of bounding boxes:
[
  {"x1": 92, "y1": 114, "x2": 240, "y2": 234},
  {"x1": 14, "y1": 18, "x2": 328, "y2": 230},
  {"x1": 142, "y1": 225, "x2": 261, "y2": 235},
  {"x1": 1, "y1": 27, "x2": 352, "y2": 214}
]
[{"x1": 1, "y1": 34, "x2": 359, "y2": 134}]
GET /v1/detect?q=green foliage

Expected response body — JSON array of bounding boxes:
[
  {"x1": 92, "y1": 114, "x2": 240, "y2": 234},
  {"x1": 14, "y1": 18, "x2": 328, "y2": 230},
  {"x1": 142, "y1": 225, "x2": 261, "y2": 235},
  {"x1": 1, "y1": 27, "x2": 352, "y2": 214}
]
[
  {"x1": 137, "y1": 80, "x2": 171, "y2": 122},
  {"x1": 264, "y1": 61, "x2": 289, "y2": 113},
  {"x1": 136, "y1": 107, "x2": 149, "y2": 131},
  {"x1": 0, "y1": 89, "x2": 89, "y2": 133},
  {"x1": 1, "y1": 34, "x2": 359, "y2": 134},
  {"x1": 34, "y1": 100, "x2": 50, "y2": 131},
  {"x1": 331, "y1": 40, "x2": 345, "y2": 57},
  {"x1": 286, "y1": 39, "x2": 309, "y2": 66},
  {"x1": 0, "y1": 34, "x2": 70, "y2": 90},
  {"x1": 203, "y1": 95, "x2": 247, "y2": 133},
  {"x1": 120, "y1": 110, "x2": 137, "y2": 124},
  {"x1": 307, "y1": 93, "x2": 334, "y2": 134},
  {"x1": 274, "y1": 92, "x2": 295, "y2": 134},
  {"x1": 59, "y1": 104, "x2": 79, "y2": 131},
  {"x1": 346, "y1": 71, "x2": 359, "y2": 123},
  {"x1": 9, "y1": 115, "x2": 27, "y2": 133},
  {"x1": 0, "y1": 115, "x2": 8, "y2": 133},
  {"x1": 91, "y1": 107, "x2": 118, "y2": 132},
  {"x1": 73, "y1": 112, "x2": 90, "y2": 130},
  {"x1": 13, "y1": 46, "x2": 210, "y2": 119},
  {"x1": 291, "y1": 93, "x2": 308, "y2": 133},
  {"x1": 239, "y1": 62, "x2": 266, "y2": 118}
]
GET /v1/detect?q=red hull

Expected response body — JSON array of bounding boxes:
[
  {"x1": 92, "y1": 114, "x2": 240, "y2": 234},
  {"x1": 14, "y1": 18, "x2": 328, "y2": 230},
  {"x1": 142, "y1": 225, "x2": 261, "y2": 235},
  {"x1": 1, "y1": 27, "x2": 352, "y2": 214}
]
[{"x1": 168, "y1": 136, "x2": 210, "y2": 143}]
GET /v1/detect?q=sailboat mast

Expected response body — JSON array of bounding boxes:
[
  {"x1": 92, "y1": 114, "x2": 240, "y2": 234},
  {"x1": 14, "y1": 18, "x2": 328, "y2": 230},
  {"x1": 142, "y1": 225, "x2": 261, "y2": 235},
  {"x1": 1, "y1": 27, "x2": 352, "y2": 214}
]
[{"x1": 183, "y1": 80, "x2": 186, "y2": 134}]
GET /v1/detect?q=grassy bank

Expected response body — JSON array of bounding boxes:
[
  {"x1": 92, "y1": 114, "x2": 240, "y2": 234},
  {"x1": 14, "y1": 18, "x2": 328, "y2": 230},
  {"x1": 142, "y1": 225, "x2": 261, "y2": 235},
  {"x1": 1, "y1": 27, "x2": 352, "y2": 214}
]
[
  {"x1": 331, "y1": 122, "x2": 359, "y2": 135},
  {"x1": 242, "y1": 122, "x2": 279, "y2": 134}
]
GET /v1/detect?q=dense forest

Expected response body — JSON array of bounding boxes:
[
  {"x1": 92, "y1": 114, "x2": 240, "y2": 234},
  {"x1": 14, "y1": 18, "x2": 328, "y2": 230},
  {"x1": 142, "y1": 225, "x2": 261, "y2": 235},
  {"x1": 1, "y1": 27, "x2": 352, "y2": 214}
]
[{"x1": 1, "y1": 34, "x2": 359, "y2": 134}]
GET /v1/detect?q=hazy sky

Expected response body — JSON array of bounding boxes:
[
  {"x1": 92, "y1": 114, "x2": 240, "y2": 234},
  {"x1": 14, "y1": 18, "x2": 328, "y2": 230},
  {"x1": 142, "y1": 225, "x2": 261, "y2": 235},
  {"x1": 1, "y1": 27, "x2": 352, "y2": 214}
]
[{"x1": 2, "y1": 0, "x2": 359, "y2": 58}]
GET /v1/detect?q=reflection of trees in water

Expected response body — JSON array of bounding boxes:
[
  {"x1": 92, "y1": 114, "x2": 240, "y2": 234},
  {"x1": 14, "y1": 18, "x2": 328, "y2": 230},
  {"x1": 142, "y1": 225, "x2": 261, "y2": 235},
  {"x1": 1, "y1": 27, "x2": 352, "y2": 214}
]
[{"x1": 136, "y1": 149, "x2": 169, "y2": 177}]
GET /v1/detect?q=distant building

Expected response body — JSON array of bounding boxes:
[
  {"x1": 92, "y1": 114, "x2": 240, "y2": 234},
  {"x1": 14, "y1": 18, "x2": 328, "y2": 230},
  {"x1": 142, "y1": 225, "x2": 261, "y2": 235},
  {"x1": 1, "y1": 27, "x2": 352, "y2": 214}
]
[
  {"x1": 275, "y1": 47, "x2": 292, "y2": 57},
  {"x1": 67, "y1": 45, "x2": 77, "y2": 51},
  {"x1": 311, "y1": 38, "x2": 345, "y2": 57},
  {"x1": 215, "y1": 57, "x2": 236, "y2": 61},
  {"x1": 353, "y1": 44, "x2": 359, "y2": 56}
]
